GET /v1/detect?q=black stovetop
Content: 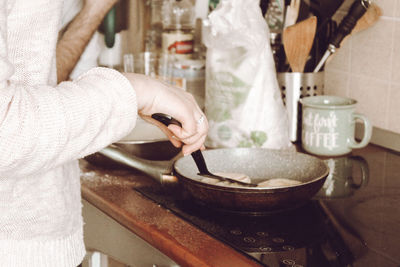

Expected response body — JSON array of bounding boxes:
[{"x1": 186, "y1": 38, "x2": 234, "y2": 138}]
[
  {"x1": 135, "y1": 145, "x2": 400, "y2": 267},
  {"x1": 136, "y1": 184, "x2": 353, "y2": 267}
]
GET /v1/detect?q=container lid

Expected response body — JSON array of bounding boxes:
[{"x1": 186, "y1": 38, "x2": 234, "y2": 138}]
[{"x1": 162, "y1": 0, "x2": 195, "y2": 29}]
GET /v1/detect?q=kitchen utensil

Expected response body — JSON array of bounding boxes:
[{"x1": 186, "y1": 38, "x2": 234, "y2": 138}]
[
  {"x1": 98, "y1": 146, "x2": 329, "y2": 213},
  {"x1": 340, "y1": 2, "x2": 381, "y2": 46},
  {"x1": 306, "y1": 0, "x2": 343, "y2": 72},
  {"x1": 190, "y1": 150, "x2": 258, "y2": 186},
  {"x1": 309, "y1": 0, "x2": 344, "y2": 33},
  {"x1": 283, "y1": 16, "x2": 317, "y2": 72},
  {"x1": 352, "y1": 2, "x2": 381, "y2": 33},
  {"x1": 151, "y1": 113, "x2": 257, "y2": 187},
  {"x1": 283, "y1": 0, "x2": 301, "y2": 28},
  {"x1": 277, "y1": 71, "x2": 325, "y2": 142},
  {"x1": 313, "y1": 0, "x2": 371, "y2": 73}
]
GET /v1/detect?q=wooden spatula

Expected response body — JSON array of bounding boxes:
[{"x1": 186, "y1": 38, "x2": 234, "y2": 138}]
[
  {"x1": 324, "y1": 3, "x2": 382, "y2": 66},
  {"x1": 283, "y1": 16, "x2": 317, "y2": 73},
  {"x1": 345, "y1": 3, "x2": 382, "y2": 42}
]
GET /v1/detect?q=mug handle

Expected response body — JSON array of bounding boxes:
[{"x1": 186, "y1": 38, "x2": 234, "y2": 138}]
[
  {"x1": 350, "y1": 156, "x2": 369, "y2": 189},
  {"x1": 349, "y1": 113, "x2": 372, "y2": 149}
]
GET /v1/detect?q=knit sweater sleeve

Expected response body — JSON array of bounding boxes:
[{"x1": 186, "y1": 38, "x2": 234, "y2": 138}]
[
  {"x1": 0, "y1": 2, "x2": 137, "y2": 178},
  {"x1": 0, "y1": 68, "x2": 138, "y2": 178}
]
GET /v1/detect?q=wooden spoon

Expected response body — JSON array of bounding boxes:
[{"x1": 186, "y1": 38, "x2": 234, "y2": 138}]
[{"x1": 283, "y1": 16, "x2": 317, "y2": 73}]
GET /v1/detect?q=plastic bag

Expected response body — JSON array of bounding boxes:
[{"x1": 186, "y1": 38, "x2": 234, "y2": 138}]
[{"x1": 203, "y1": 0, "x2": 291, "y2": 149}]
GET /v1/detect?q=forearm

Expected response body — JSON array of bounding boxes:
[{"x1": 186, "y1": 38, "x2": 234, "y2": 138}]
[
  {"x1": 1, "y1": 68, "x2": 137, "y2": 177},
  {"x1": 56, "y1": 0, "x2": 117, "y2": 83}
]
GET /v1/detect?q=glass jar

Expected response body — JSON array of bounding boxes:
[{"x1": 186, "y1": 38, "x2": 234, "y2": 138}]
[{"x1": 161, "y1": 0, "x2": 195, "y2": 60}]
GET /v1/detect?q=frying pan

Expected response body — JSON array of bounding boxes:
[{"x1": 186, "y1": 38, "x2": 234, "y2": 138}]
[{"x1": 99, "y1": 146, "x2": 329, "y2": 213}]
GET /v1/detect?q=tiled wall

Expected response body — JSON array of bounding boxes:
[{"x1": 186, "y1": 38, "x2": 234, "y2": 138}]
[{"x1": 324, "y1": 0, "x2": 400, "y2": 134}]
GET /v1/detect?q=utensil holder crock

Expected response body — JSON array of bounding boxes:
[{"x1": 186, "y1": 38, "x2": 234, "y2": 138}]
[{"x1": 277, "y1": 72, "x2": 325, "y2": 142}]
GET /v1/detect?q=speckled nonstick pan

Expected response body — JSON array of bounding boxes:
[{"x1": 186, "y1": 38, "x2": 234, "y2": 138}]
[{"x1": 99, "y1": 146, "x2": 329, "y2": 213}]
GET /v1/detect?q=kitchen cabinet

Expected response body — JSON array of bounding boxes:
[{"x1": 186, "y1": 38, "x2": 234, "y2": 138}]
[{"x1": 82, "y1": 199, "x2": 178, "y2": 267}]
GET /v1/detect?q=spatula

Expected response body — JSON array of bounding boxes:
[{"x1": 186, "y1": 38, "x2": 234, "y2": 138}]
[
  {"x1": 151, "y1": 113, "x2": 257, "y2": 187},
  {"x1": 283, "y1": 16, "x2": 317, "y2": 72},
  {"x1": 344, "y1": 3, "x2": 381, "y2": 43},
  {"x1": 317, "y1": 3, "x2": 381, "y2": 69},
  {"x1": 313, "y1": 0, "x2": 371, "y2": 72}
]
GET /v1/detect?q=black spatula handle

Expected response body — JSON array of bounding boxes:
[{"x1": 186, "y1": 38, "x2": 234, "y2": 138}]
[
  {"x1": 151, "y1": 113, "x2": 182, "y2": 128},
  {"x1": 190, "y1": 150, "x2": 211, "y2": 175},
  {"x1": 151, "y1": 113, "x2": 210, "y2": 174},
  {"x1": 330, "y1": 0, "x2": 370, "y2": 48}
]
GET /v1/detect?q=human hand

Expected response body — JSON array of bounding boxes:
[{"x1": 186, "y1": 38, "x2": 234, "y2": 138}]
[{"x1": 123, "y1": 73, "x2": 208, "y2": 155}]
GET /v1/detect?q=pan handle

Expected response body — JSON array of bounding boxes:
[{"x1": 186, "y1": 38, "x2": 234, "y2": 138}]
[{"x1": 98, "y1": 145, "x2": 175, "y2": 185}]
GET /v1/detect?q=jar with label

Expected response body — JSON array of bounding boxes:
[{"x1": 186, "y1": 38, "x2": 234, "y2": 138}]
[{"x1": 161, "y1": 0, "x2": 195, "y2": 60}]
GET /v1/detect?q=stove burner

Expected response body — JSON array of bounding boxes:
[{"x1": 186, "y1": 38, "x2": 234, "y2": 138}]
[
  {"x1": 259, "y1": 246, "x2": 272, "y2": 252},
  {"x1": 256, "y1": 232, "x2": 269, "y2": 237},
  {"x1": 282, "y1": 245, "x2": 295, "y2": 251},
  {"x1": 230, "y1": 229, "x2": 242, "y2": 235},
  {"x1": 135, "y1": 185, "x2": 354, "y2": 266},
  {"x1": 272, "y1": 237, "x2": 285, "y2": 244},
  {"x1": 243, "y1": 237, "x2": 257, "y2": 243},
  {"x1": 282, "y1": 259, "x2": 296, "y2": 265}
]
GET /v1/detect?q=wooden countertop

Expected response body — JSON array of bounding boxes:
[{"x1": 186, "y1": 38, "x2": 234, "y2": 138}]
[{"x1": 80, "y1": 159, "x2": 262, "y2": 267}]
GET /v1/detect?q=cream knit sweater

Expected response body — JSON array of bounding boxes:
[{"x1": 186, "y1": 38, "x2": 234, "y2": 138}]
[{"x1": 0, "y1": 0, "x2": 137, "y2": 266}]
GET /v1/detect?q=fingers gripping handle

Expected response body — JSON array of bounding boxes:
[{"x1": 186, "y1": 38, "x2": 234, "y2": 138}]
[{"x1": 151, "y1": 113, "x2": 209, "y2": 174}]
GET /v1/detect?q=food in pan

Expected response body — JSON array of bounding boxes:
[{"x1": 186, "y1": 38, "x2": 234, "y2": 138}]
[
  {"x1": 200, "y1": 172, "x2": 251, "y2": 187},
  {"x1": 257, "y1": 178, "x2": 302, "y2": 188},
  {"x1": 199, "y1": 172, "x2": 302, "y2": 188}
]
